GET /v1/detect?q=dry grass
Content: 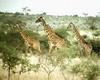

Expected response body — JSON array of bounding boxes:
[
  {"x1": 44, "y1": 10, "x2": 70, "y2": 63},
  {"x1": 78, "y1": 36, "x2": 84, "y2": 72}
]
[
  {"x1": 0, "y1": 57, "x2": 82, "y2": 80},
  {"x1": 0, "y1": 68, "x2": 83, "y2": 80},
  {"x1": 0, "y1": 55, "x2": 100, "y2": 80}
]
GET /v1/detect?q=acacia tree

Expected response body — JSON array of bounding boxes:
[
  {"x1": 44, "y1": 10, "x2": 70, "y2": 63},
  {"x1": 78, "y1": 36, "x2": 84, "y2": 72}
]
[
  {"x1": 39, "y1": 48, "x2": 70, "y2": 80},
  {"x1": 0, "y1": 14, "x2": 26, "y2": 33},
  {"x1": 0, "y1": 30, "x2": 22, "y2": 80},
  {"x1": 0, "y1": 35, "x2": 40, "y2": 80},
  {"x1": 0, "y1": 15, "x2": 27, "y2": 80},
  {"x1": 22, "y1": 7, "x2": 31, "y2": 15},
  {"x1": 0, "y1": 44, "x2": 21, "y2": 80},
  {"x1": 40, "y1": 56, "x2": 58, "y2": 80}
]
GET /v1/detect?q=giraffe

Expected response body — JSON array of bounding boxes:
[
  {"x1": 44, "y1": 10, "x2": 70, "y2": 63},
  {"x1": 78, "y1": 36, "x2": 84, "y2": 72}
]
[
  {"x1": 35, "y1": 16, "x2": 66, "y2": 54},
  {"x1": 68, "y1": 22, "x2": 92, "y2": 56},
  {"x1": 15, "y1": 24, "x2": 41, "y2": 54}
]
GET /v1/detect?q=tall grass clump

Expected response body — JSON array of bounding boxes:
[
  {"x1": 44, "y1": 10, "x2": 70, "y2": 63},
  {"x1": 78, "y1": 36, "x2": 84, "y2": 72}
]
[{"x1": 71, "y1": 59, "x2": 100, "y2": 80}]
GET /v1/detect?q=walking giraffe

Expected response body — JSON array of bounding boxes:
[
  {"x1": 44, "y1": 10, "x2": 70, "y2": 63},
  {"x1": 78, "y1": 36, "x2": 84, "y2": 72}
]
[
  {"x1": 35, "y1": 16, "x2": 66, "y2": 54},
  {"x1": 15, "y1": 24, "x2": 41, "y2": 54},
  {"x1": 68, "y1": 22, "x2": 92, "y2": 56}
]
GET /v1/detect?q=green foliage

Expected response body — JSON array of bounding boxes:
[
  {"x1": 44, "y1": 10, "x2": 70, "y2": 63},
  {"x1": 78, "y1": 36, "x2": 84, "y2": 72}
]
[
  {"x1": 85, "y1": 64, "x2": 100, "y2": 80},
  {"x1": 0, "y1": 31, "x2": 6, "y2": 42},
  {"x1": 71, "y1": 63, "x2": 82, "y2": 74},
  {"x1": 93, "y1": 30, "x2": 100, "y2": 36},
  {"x1": 0, "y1": 31, "x2": 25, "y2": 53},
  {"x1": 86, "y1": 17, "x2": 98, "y2": 30},
  {"x1": 54, "y1": 27, "x2": 68, "y2": 39},
  {"x1": 90, "y1": 39, "x2": 100, "y2": 54},
  {"x1": 50, "y1": 51, "x2": 67, "y2": 67},
  {"x1": 16, "y1": 55, "x2": 40, "y2": 73},
  {"x1": 28, "y1": 64, "x2": 40, "y2": 72},
  {"x1": 0, "y1": 44, "x2": 21, "y2": 70},
  {"x1": 54, "y1": 28, "x2": 71, "y2": 46},
  {"x1": 24, "y1": 30, "x2": 41, "y2": 40},
  {"x1": 0, "y1": 14, "x2": 26, "y2": 33},
  {"x1": 13, "y1": 12, "x2": 24, "y2": 16},
  {"x1": 54, "y1": 46, "x2": 79, "y2": 58},
  {"x1": 53, "y1": 48, "x2": 69, "y2": 63},
  {"x1": 71, "y1": 59, "x2": 100, "y2": 80},
  {"x1": 0, "y1": 30, "x2": 27, "y2": 78},
  {"x1": 39, "y1": 35, "x2": 49, "y2": 53},
  {"x1": 19, "y1": 57, "x2": 30, "y2": 73},
  {"x1": 49, "y1": 46, "x2": 80, "y2": 67},
  {"x1": 67, "y1": 46, "x2": 80, "y2": 58}
]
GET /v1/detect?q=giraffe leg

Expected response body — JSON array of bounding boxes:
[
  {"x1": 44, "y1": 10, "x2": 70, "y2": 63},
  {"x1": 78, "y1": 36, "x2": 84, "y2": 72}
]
[
  {"x1": 79, "y1": 48, "x2": 84, "y2": 57},
  {"x1": 37, "y1": 46, "x2": 41, "y2": 54},
  {"x1": 49, "y1": 45, "x2": 53, "y2": 54},
  {"x1": 81, "y1": 47, "x2": 87, "y2": 56}
]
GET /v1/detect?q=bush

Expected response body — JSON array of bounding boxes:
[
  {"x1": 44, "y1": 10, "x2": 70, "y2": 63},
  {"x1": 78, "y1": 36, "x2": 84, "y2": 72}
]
[
  {"x1": 24, "y1": 30, "x2": 41, "y2": 40},
  {"x1": 85, "y1": 64, "x2": 100, "y2": 80},
  {"x1": 54, "y1": 27, "x2": 68, "y2": 39},
  {"x1": 71, "y1": 60, "x2": 100, "y2": 80},
  {"x1": 54, "y1": 27, "x2": 71, "y2": 46},
  {"x1": 52, "y1": 45, "x2": 80, "y2": 59},
  {"x1": 93, "y1": 30, "x2": 100, "y2": 36},
  {"x1": 90, "y1": 40, "x2": 100, "y2": 54},
  {"x1": 39, "y1": 35, "x2": 49, "y2": 54}
]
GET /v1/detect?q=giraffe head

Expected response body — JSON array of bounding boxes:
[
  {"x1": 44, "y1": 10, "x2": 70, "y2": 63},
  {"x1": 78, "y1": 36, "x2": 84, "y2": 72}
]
[
  {"x1": 67, "y1": 22, "x2": 76, "y2": 30},
  {"x1": 35, "y1": 16, "x2": 46, "y2": 27},
  {"x1": 35, "y1": 16, "x2": 43, "y2": 23},
  {"x1": 68, "y1": 22, "x2": 74, "y2": 28}
]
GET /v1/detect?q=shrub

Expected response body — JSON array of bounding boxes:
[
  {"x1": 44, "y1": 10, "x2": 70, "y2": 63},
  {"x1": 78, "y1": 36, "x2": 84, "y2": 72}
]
[
  {"x1": 93, "y1": 30, "x2": 100, "y2": 36},
  {"x1": 71, "y1": 60, "x2": 100, "y2": 80},
  {"x1": 39, "y1": 35, "x2": 49, "y2": 54},
  {"x1": 24, "y1": 30, "x2": 41, "y2": 40},
  {"x1": 90, "y1": 40, "x2": 100, "y2": 54},
  {"x1": 54, "y1": 27, "x2": 69, "y2": 39},
  {"x1": 85, "y1": 64, "x2": 100, "y2": 80}
]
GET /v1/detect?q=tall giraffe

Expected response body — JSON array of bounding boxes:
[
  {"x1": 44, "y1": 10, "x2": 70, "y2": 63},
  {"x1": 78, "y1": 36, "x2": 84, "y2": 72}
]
[
  {"x1": 68, "y1": 22, "x2": 92, "y2": 56},
  {"x1": 35, "y1": 16, "x2": 66, "y2": 54},
  {"x1": 15, "y1": 24, "x2": 41, "y2": 54}
]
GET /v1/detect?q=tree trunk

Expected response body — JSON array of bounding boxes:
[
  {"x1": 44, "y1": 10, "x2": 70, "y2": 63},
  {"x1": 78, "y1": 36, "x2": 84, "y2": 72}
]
[
  {"x1": 8, "y1": 67, "x2": 11, "y2": 80},
  {"x1": 47, "y1": 73, "x2": 50, "y2": 80}
]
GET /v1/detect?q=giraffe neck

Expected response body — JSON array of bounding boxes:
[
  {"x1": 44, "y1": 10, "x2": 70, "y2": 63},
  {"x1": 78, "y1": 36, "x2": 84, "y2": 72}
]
[
  {"x1": 41, "y1": 19, "x2": 53, "y2": 37},
  {"x1": 20, "y1": 31, "x2": 27, "y2": 40},
  {"x1": 72, "y1": 25, "x2": 85, "y2": 43},
  {"x1": 41, "y1": 18, "x2": 47, "y2": 27}
]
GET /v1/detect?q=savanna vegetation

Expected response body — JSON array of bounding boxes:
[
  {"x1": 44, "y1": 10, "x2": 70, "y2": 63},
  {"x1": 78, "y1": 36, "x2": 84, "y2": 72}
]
[{"x1": 0, "y1": 11, "x2": 100, "y2": 80}]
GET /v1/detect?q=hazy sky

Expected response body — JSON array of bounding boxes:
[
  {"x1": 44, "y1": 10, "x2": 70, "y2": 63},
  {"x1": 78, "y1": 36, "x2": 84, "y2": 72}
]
[{"x1": 0, "y1": 0, "x2": 100, "y2": 16}]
